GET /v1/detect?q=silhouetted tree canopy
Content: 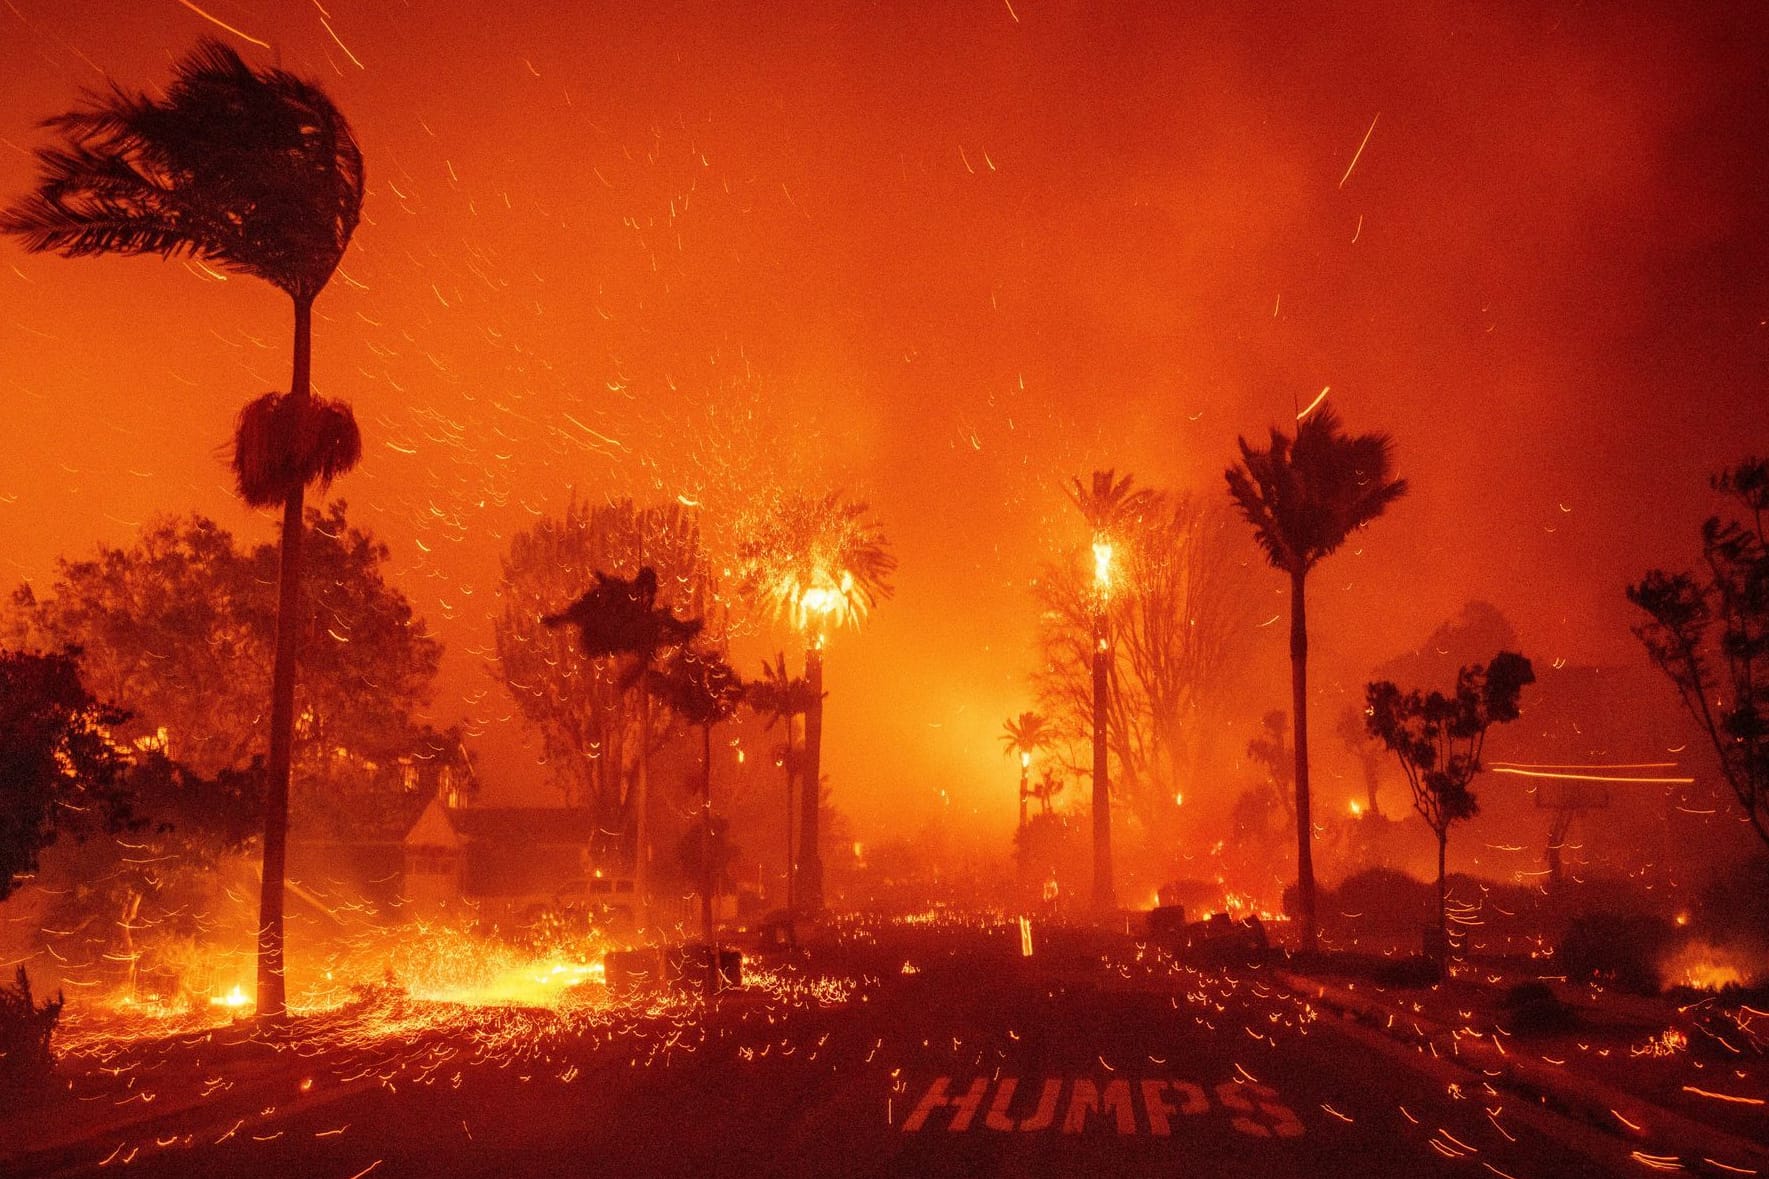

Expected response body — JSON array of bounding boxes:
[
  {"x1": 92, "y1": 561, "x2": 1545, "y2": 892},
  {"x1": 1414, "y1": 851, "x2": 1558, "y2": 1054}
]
[
  {"x1": 0, "y1": 647, "x2": 134, "y2": 901},
  {"x1": 8, "y1": 505, "x2": 457, "y2": 840},
  {"x1": 1366, "y1": 650, "x2": 1534, "y2": 948},
  {"x1": 1630, "y1": 457, "x2": 1769, "y2": 850},
  {"x1": 649, "y1": 645, "x2": 743, "y2": 730},
  {"x1": 31, "y1": 753, "x2": 262, "y2": 994},
  {"x1": 498, "y1": 498, "x2": 711, "y2": 816},
  {"x1": 0, "y1": 38, "x2": 362, "y2": 299}
]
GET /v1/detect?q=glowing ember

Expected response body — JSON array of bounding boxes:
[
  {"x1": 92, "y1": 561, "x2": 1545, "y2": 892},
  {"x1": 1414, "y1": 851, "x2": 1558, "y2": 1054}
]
[{"x1": 1633, "y1": 1028, "x2": 1688, "y2": 1057}]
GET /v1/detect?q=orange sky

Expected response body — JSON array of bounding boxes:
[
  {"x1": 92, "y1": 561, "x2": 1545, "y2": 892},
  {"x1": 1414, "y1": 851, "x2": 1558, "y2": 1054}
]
[{"x1": 3, "y1": 0, "x2": 1767, "y2": 842}]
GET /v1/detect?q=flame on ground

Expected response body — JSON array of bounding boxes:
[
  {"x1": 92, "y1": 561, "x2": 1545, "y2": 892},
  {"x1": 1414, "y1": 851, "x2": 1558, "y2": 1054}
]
[{"x1": 1660, "y1": 940, "x2": 1763, "y2": 993}]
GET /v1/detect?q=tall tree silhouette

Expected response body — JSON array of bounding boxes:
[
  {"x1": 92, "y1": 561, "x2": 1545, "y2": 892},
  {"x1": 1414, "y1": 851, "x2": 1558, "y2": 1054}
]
[
  {"x1": 544, "y1": 568, "x2": 702, "y2": 928},
  {"x1": 2, "y1": 40, "x2": 365, "y2": 1018},
  {"x1": 494, "y1": 498, "x2": 709, "y2": 815},
  {"x1": 1226, "y1": 404, "x2": 1407, "y2": 953},
  {"x1": 747, "y1": 652, "x2": 816, "y2": 911},
  {"x1": 736, "y1": 492, "x2": 894, "y2": 912},
  {"x1": 1068, "y1": 470, "x2": 1155, "y2": 910},
  {"x1": 1032, "y1": 492, "x2": 1258, "y2": 845},
  {"x1": 1366, "y1": 652, "x2": 1534, "y2": 963},
  {"x1": 1629, "y1": 458, "x2": 1769, "y2": 851},
  {"x1": 1000, "y1": 711, "x2": 1049, "y2": 832},
  {"x1": 650, "y1": 645, "x2": 743, "y2": 994}
]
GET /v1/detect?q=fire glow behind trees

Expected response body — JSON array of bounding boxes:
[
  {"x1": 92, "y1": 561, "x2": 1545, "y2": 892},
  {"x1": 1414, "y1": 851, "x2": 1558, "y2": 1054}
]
[{"x1": 0, "y1": 1, "x2": 1766, "y2": 865}]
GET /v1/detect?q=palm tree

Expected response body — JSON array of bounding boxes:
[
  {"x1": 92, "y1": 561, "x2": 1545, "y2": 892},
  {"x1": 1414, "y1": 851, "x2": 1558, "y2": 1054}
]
[
  {"x1": 1029, "y1": 770, "x2": 1065, "y2": 816},
  {"x1": 544, "y1": 568, "x2": 703, "y2": 931},
  {"x1": 2, "y1": 40, "x2": 365, "y2": 1019},
  {"x1": 736, "y1": 492, "x2": 894, "y2": 912},
  {"x1": 747, "y1": 652, "x2": 816, "y2": 912},
  {"x1": 1068, "y1": 470, "x2": 1156, "y2": 911},
  {"x1": 649, "y1": 645, "x2": 743, "y2": 994},
  {"x1": 1225, "y1": 403, "x2": 1407, "y2": 954},
  {"x1": 1000, "y1": 711, "x2": 1049, "y2": 831}
]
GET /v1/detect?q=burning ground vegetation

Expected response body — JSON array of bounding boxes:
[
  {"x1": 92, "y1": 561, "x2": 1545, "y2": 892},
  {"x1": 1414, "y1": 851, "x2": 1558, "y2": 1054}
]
[{"x1": 0, "y1": 863, "x2": 859, "y2": 1129}]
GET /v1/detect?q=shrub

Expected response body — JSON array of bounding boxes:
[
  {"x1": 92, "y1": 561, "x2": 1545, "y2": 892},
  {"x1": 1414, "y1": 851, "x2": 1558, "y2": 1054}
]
[
  {"x1": 1694, "y1": 856, "x2": 1769, "y2": 951},
  {"x1": 0, "y1": 966, "x2": 63, "y2": 1093},
  {"x1": 1373, "y1": 955, "x2": 1442, "y2": 988},
  {"x1": 1502, "y1": 980, "x2": 1577, "y2": 1034},
  {"x1": 1556, "y1": 911, "x2": 1677, "y2": 996}
]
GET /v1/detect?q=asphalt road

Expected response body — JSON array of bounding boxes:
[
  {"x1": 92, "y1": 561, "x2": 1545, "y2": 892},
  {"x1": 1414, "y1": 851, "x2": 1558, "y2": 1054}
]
[{"x1": 17, "y1": 919, "x2": 1657, "y2": 1178}]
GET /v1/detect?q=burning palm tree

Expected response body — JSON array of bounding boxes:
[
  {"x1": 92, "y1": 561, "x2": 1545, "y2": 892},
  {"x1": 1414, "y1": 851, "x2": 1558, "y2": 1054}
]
[
  {"x1": 1, "y1": 40, "x2": 365, "y2": 1019},
  {"x1": 1225, "y1": 403, "x2": 1407, "y2": 954},
  {"x1": 544, "y1": 568, "x2": 703, "y2": 929},
  {"x1": 1068, "y1": 470, "x2": 1156, "y2": 911},
  {"x1": 1000, "y1": 711, "x2": 1050, "y2": 832},
  {"x1": 736, "y1": 492, "x2": 894, "y2": 912}
]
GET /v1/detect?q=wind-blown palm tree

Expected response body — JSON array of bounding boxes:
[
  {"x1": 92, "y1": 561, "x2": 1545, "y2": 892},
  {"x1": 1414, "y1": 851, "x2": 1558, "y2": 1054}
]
[
  {"x1": 2, "y1": 40, "x2": 365, "y2": 1019},
  {"x1": 544, "y1": 567, "x2": 703, "y2": 930},
  {"x1": 1000, "y1": 711, "x2": 1049, "y2": 832},
  {"x1": 736, "y1": 492, "x2": 894, "y2": 912},
  {"x1": 1068, "y1": 470, "x2": 1156, "y2": 911},
  {"x1": 649, "y1": 645, "x2": 743, "y2": 994},
  {"x1": 747, "y1": 652, "x2": 816, "y2": 911},
  {"x1": 1225, "y1": 403, "x2": 1407, "y2": 954}
]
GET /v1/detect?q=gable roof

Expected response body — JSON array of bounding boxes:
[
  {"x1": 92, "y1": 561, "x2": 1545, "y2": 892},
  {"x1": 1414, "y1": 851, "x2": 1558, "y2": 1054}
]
[{"x1": 405, "y1": 799, "x2": 607, "y2": 849}]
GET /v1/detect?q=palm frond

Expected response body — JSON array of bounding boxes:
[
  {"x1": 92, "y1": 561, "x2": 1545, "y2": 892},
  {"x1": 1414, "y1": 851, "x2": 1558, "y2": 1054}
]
[
  {"x1": 1069, "y1": 469, "x2": 1158, "y2": 537},
  {"x1": 2, "y1": 37, "x2": 364, "y2": 300},
  {"x1": 231, "y1": 391, "x2": 363, "y2": 508},
  {"x1": 1000, "y1": 710, "x2": 1049, "y2": 757},
  {"x1": 734, "y1": 490, "x2": 896, "y2": 632},
  {"x1": 1225, "y1": 401, "x2": 1406, "y2": 574},
  {"x1": 542, "y1": 567, "x2": 704, "y2": 683},
  {"x1": 649, "y1": 645, "x2": 744, "y2": 727}
]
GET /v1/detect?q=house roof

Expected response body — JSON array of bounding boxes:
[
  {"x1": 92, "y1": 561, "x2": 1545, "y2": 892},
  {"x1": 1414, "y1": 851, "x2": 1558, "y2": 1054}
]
[
  {"x1": 444, "y1": 806, "x2": 604, "y2": 846},
  {"x1": 404, "y1": 799, "x2": 610, "y2": 849}
]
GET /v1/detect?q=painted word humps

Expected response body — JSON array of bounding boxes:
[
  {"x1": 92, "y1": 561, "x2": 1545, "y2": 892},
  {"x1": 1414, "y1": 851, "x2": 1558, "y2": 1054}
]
[{"x1": 901, "y1": 1076, "x2": 1306, "y2": 1138}]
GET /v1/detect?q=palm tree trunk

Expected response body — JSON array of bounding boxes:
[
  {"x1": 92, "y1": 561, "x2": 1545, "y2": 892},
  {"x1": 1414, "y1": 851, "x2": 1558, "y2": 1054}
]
[
  {"x1": 784, "y1": 727, "x2": 796, "y2": 915},
  {"x1": 702, "y1": 721, "x2": 716, "y2": 997},
  {"x1": 1018, "y1": 763, "x2": 1028, "y2": 831},
  {"x1": 798, "y1": 646, "x2": 824, "y2": 913},
  {"x1": 1289, "y1": 567, "x2": 1316, "y2": 956},
  {"x1": 1092, "y1": 606, "x2": 1114, "y2": 912},
  {"x1": 257, "y1": 294, "x2": 313, "y2": 1022}
]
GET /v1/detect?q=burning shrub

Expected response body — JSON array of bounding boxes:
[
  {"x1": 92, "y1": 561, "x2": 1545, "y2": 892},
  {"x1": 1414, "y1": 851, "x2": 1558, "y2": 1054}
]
[
  {"x1": 1556, "y1": 910, "x2": 1677, "y2": 995},
  {"x1": 1658, "y1": 939, "x2": 1763, "y2": 994},
  {"x1": 0, "y1": 966, "x2": 64, "y2": 1094}
]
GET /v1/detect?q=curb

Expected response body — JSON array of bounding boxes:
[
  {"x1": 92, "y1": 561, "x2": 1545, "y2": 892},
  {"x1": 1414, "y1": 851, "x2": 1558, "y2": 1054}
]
[{"x1": 1273, "y1": 969, "x2": 1769, "y2": 1175}]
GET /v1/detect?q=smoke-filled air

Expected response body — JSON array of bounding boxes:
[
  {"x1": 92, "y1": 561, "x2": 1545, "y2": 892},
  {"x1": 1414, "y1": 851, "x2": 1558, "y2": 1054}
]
[{"x1": 1, "y1": 5, "x2": 1767, "y2": 1178}]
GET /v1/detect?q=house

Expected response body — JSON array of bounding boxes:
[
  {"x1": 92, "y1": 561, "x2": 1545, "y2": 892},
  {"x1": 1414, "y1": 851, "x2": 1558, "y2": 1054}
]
[{"x1": 402, "y1": 798, "x2": 635, "y2": 928}]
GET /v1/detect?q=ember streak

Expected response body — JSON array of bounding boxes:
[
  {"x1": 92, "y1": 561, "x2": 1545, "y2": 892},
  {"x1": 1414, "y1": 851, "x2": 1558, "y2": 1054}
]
[{"x1": 2, "y1": 4, "x2": 1768, "y2": 1177}]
